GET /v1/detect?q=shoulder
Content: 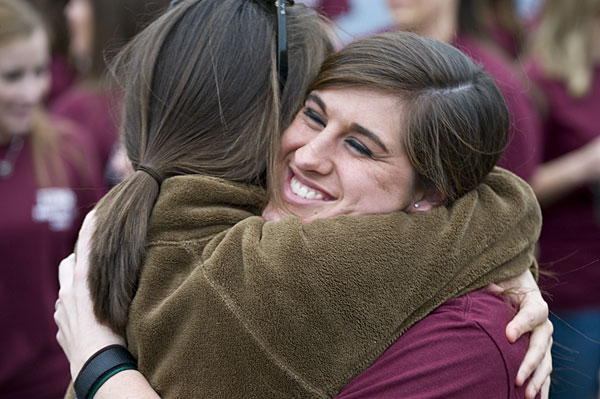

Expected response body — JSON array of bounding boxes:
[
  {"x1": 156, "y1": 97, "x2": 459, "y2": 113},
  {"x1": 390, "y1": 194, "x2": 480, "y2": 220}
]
[{"x1": 337, "y1": 291, "x2": 528, "y2": 399}]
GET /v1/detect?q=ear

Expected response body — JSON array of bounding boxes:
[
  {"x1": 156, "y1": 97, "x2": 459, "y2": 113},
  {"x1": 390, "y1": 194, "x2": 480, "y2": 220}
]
[{"x1": 406, "y1": 190, "x2": 443, "y2": 213}]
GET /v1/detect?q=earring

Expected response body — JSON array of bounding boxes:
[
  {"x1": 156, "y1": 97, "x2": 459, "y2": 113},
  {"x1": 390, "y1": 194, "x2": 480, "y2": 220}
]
[{"x1": 413, "y1": 203, "x2": 420, "y2": 208}]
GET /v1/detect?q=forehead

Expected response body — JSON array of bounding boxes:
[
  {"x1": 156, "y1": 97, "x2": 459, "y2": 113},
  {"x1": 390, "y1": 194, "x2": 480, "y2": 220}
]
[{"x1": 0, "y1": 29, "x2": 49, "y2": 69}]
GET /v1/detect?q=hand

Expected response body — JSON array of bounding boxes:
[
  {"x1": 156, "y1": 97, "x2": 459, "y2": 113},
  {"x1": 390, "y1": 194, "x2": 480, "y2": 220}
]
[
  {"x1": 488, "y1": 270, "x2": 553, "y2": 399},
  {"x1": 54, "y1": 210, "x2": 125, "y2": 380}
]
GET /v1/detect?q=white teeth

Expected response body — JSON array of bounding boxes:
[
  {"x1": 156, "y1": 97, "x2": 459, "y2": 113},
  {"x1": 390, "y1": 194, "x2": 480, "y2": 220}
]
[
  {"x1": 290, "y1": 176, "x2": 325, "y2": 200},
  {"x1": 299, "y1": 186, "x2": 308, "y2": 198}
]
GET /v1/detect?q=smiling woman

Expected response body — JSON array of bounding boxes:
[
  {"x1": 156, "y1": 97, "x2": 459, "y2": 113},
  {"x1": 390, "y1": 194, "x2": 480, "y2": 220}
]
[
  {"x1": 0, "y1": 1, "x2": 102, "y2": 397},
  {"x1": 271, "y1": 90, "x2": 419, "y2": 220},
  {"x1": 265, "y1": 33, "x2": 507, "y2": 223}
]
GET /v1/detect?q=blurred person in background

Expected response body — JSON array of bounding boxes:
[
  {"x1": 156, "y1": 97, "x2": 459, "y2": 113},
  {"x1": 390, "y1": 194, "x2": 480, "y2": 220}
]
[
  {"x1": 524, "y1": 0, "x2": 600, "y2": 397},
  {"x1": 386, "y1": 0, "x2": 543, "y2": 182},
  {"x1": 459, "y1": 0, "x2": 528, "y2": 61},
  {"x1": 51, "y1": 0, "x2": 168, "y2": 188},
  {"x1": 0, "y1": 0, "x2": 103, "y2": 397},
  {"x1": 25, "y1": 0, "x2": 77, "y2": 106}
]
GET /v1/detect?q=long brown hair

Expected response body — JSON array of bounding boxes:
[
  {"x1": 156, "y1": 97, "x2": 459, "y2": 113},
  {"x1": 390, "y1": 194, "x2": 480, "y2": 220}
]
[
  {"x1": 528, "y1": 0, "x2": 600, "y2": 97},
  {"x1": 90, "y1": 0, "x2": 333, "y2": 334},
  {"x1": 310, "y1": 32, "x2": 509, "y2": 204},
  {"x1": 79, "y1": 0, "x2": 169, "y2": 80}
]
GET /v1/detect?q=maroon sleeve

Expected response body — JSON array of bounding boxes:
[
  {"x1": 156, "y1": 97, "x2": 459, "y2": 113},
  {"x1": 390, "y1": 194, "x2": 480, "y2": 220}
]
[{"x1": 337, "y1": 291, "x2": 536, "y2": 399}]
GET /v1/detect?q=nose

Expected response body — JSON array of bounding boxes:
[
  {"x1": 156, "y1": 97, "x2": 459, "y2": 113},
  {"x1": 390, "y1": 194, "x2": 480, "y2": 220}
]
[{"x1": 294, "y1": 132, "x2": 334, "y2": 175}]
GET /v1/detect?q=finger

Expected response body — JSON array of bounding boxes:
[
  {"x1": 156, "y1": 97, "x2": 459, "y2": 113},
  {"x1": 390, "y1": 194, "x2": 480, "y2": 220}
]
[
  {"x1": 507, "y1": 298, "x2": 548, "y2": 342},
  {"x1": 486, "y1": 283, "x2": 505, "y2": 294},
  {"x1": 53, "y1": 299, "x2": 65, "y2": 339},
  {"x1": 76, "y1": 210, "x2": 97, "y2": 264},
  {"x1": 525, "y1": 340, "x2": 552, "y2": 399},
  {"x1": 516, "y1": 320, "x2": 552, "y2": 384},
  {"x1": 517, "y1": 322, "x2": 553, "y2": 385},
  {"x1": 53, "y1": 305, "x2": 62, "y2": 329},
  {"x1": 80, "y1": 209, "x2": 97, "y2": 235},
  {"x1": 55, "y1": 330, "x2": 63, "y2": 349},
  {"x1": 540, "y1": 376, "x2": 550, "y2": 399},
  {"x1": 58, "y1": 253, "x2": 76, "y2": 288}
]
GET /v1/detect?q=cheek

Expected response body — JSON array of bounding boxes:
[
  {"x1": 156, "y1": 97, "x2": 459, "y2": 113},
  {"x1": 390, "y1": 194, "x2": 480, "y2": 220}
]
[
  {"x1": 0, "y1": 84, "x2": 16, "y2": 105},
  {"x1": 279, "y1": 118, "x2": 309, "y2": 159},
  {"x1": 350, "y1": 166, "x2": 415, "y2": 213},
  {"x1": 34, "y1": 78, "x2": 50, "y2": 103}
]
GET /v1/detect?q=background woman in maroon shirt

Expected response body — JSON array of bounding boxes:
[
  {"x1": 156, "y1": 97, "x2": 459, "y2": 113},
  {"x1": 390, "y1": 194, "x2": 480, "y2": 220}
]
[
  {"x1": 525, "y1": 1, "x2": 600, "y2": 397},
  {"x1": 0, "y1": 1, "x2": 102, "y2": 397}
]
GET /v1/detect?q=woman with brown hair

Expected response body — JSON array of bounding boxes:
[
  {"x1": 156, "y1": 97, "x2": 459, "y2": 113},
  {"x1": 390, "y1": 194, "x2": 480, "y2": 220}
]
[
  {"x1": 525, "y1": 1, "x2": 600, "y2": 397},
  {"x1": 54, "y1": 5, "x2": 551, "y2": 396},
  {"x1": 50, "y1": 0, "x2": 169, "y2": 186},
  {"x1": 0, "y1": 0, "x2": 103, "y2": 397}
]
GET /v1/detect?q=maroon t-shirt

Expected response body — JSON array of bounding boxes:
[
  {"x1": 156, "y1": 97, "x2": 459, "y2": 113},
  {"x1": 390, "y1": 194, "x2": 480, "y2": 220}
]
[
  {"x1": 0, "y1": 120, "x2": 103, "y2": 398},
  {"x1": 51, "y1": 87, "x2": 121, "y2": 186},
  {"x1": 338, "y1": 291, "x2": 535, "y2": 399},
  {"x1": 526, "y1": 61, "x2": 600, "y2": 310},
  {"x1": 454, "y1": 34, "x2": 543, "y2": 182},
  {"x1": 46, "y1": 55, "x2": 78, "y2": 108}
]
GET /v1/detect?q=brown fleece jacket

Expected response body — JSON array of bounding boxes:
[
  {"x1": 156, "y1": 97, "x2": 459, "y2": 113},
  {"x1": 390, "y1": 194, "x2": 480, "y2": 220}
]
[{"x1": 65, "y1": 167, "x2": 541, "y2": 398}]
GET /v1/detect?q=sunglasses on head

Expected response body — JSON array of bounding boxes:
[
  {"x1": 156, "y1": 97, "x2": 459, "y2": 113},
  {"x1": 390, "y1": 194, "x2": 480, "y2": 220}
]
[{"x1": 169, "y1": 0, "x2": 294, "y2": 93}]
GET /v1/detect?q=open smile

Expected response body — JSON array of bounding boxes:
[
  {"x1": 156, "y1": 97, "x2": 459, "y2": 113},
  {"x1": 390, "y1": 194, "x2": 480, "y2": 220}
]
[{"x1": 284, "y1": 168, "x2": 335, "y2": 203}]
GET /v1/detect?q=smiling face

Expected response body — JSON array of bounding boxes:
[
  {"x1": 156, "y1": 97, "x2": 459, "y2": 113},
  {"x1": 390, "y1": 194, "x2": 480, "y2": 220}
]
[
  {"x1": 264, "y1": 88, "x2": 434, "y2": 223},
  {"x1": 0, "y1": 28, "x2": 50, "y2": 143}
]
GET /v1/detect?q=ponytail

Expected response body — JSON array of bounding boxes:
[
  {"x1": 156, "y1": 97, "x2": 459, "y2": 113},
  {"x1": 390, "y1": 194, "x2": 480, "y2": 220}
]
[{"x1": 89, "y1": 171, "x2": 160, "y2": 335}]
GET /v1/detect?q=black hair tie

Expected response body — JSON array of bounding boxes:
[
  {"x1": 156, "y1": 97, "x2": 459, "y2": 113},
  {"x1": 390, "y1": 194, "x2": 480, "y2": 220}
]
[{"x1": 137, "y1": 165, "x2": 163, "y2": 185}]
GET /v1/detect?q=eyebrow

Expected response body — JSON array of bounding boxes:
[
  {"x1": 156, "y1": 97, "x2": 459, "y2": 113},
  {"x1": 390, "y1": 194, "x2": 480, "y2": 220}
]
[
  {"x1": 307, "y1": 93, "x2": 390, "y2": 154},
  {"x1": 351, "y1": 123, "x2": 390, "y2": 154},
  {"x1": 307, "y1": 93, "x2": 326, "y2": 112}
]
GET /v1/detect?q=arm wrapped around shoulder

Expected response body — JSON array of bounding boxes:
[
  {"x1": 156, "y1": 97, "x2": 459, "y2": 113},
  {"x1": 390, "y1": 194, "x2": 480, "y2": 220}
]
[{"x1": 126, "y1": 168, "x2": 541, "y2": 398}]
